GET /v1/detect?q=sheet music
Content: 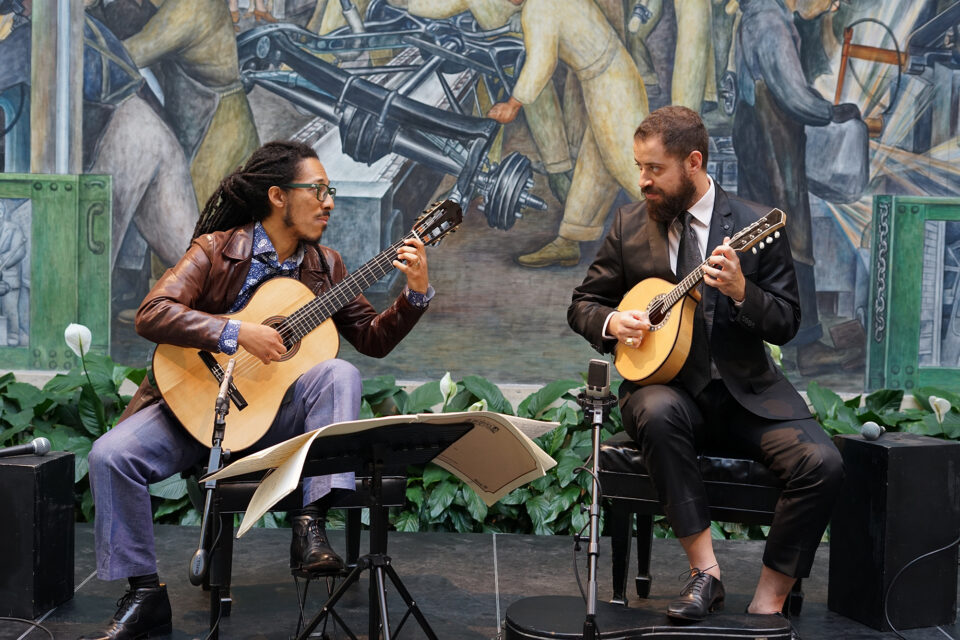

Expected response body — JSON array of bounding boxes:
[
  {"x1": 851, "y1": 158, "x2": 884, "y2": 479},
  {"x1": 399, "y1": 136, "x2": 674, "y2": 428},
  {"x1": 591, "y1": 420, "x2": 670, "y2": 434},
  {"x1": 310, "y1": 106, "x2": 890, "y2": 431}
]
[{"x1": 204, "y1": 411, "x2": 558, "y2": 537}]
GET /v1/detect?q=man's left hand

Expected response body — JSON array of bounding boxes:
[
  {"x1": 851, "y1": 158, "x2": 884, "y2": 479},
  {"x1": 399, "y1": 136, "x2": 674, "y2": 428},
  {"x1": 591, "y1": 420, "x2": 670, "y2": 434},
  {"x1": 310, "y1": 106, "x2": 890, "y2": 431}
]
[
  {"x1": 702, "y1": 236, "x2": 746, "y2": 303},
  {"x1": 394, "y1": 237, "x2": 429, "y2": 293}
]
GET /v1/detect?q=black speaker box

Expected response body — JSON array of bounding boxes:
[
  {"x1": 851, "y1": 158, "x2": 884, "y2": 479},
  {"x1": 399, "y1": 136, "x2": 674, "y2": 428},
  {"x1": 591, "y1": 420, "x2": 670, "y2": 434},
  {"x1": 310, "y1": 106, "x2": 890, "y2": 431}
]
[
  {"x1": 828, "y1": 433, "x2": 960, "y2": 631},
  {"x1": 0, "y1": 451, "x2": 75, "y2": 619}
]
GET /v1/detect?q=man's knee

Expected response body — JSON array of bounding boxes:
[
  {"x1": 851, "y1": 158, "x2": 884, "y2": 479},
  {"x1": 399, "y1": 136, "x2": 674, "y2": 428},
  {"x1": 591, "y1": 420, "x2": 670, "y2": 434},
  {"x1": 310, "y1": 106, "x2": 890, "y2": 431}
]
[
  {"x1": 310, "y1": 358, "x2": 361, "y2": 386},
  {"x1": 88, "y1": 431, "x2": 125, "y2": 476},
  {"x1": 795, "y1": 441, "x2": 844, "y2": 492},
  {"x1": 623, "y1": 387, "x2": 694, "y2": 446}
]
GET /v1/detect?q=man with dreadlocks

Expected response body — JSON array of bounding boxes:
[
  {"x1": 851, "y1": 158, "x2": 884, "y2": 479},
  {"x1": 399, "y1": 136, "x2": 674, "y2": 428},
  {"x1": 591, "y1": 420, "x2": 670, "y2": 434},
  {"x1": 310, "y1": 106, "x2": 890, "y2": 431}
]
[{"x1": 79, "y1": 140, "x2": 433, "y2": 640}]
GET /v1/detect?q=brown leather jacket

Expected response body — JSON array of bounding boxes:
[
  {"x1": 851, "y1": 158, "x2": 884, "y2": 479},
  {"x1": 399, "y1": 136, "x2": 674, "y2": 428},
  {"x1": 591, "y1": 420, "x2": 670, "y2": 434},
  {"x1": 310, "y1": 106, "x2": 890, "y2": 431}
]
[{"x1": 120, "y1": 223, "x2": 427, "y2": 420}]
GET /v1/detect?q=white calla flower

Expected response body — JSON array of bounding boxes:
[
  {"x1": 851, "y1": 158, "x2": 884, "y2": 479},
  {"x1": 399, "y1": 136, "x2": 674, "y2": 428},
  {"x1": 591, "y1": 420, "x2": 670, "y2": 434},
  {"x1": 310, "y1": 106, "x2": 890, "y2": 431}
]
[
  {"x1": 930, "y1": 396, "x2": 951, "y2": 425},
  {"x1": 64, "y1": 323, "x2": 92, "y2": 357},
  {"x1": 440, "y1": 372, "x2": 456, "y2": 405},
  {"x1": 468, "y1": 398, "x2": 489, "y2": 412}
]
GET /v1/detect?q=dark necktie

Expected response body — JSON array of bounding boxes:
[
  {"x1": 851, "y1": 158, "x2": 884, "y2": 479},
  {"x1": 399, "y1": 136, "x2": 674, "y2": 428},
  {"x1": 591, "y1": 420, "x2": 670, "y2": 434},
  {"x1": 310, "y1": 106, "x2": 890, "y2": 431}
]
[
  {"x1": 674, "y1": 211, "x2": 711, "y2": 395},
  {"x1": 675, "y1": 211, "x2": 701, "y2": 282}
]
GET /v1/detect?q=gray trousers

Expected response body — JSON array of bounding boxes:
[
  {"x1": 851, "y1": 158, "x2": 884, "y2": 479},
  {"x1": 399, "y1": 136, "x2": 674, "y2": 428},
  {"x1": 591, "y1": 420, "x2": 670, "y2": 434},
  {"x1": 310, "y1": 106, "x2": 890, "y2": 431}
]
[{"x1": 88, "y1": 358, "x2": 361, "y2": 580}]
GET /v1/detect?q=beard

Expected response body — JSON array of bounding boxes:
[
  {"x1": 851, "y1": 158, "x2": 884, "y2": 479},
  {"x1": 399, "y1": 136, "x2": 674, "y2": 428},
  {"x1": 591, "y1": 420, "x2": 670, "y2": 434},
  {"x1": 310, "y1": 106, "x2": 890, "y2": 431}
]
[{"x1": 644, "y1": 172, "x2": 698, "y2": 224}]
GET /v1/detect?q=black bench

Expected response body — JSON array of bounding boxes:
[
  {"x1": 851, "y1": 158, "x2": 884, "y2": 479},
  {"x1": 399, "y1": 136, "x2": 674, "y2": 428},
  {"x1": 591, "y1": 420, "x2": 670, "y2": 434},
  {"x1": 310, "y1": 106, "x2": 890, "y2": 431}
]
[{"x1": 598, "y1": 432, "x2": 803, "y2": 615}]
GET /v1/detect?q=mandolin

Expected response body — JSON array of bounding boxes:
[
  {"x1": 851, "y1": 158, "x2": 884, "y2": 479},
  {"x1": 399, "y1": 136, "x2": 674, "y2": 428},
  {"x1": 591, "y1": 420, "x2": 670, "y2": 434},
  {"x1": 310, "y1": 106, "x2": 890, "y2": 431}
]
[
  {"x1": 152, "y1": 200, "x2": 462, "y2": 451},
  {"x1": 614, "y1": 208, "x2": 787, "y2": 384}
]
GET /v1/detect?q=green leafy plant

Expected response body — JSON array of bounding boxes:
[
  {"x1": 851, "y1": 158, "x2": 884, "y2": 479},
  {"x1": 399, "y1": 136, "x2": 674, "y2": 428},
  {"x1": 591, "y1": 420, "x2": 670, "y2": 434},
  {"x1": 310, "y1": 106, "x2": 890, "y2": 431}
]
[{"x1": 806, "y1": 381, "x2": 960, "y2": 439}]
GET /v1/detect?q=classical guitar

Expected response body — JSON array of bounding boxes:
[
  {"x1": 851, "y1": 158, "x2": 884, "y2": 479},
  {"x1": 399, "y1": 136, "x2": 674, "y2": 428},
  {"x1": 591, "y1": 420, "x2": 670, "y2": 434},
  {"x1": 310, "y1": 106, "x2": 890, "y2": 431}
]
[
  {"x1": 614, "y1": 208, "x2": 787, "y2": 384},
  {"x1": 152, "y1": 200, "x2": 463, "y2": 451}
]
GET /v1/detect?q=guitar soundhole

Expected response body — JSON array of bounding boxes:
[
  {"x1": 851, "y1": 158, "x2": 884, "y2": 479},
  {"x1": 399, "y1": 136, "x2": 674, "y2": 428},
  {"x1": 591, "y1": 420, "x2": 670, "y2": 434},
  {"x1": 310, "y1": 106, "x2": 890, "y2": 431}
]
[
  {"x1": 263, "y1": 315, "x2": 301, "y2": 362},
  {"x1": 647, "y1": 295, "x2": 670, "y2": 331}
]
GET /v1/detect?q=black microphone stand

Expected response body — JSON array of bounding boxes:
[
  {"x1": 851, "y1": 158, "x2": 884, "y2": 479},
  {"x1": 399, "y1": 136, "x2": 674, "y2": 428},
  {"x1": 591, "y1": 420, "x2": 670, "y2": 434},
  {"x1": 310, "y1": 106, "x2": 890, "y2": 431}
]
[
  {"x1": 576, "y1": 360, "x2": 617, "y2": 640},
  {"x1": 189, "y1": 359, "x2": 236, "y2": 600}
]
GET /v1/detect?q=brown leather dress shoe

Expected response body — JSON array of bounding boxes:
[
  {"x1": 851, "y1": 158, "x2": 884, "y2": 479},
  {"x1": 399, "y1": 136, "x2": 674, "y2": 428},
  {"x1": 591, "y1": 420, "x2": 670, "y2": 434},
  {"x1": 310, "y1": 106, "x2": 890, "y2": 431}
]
[
  {"x1": 290, "y1": 515, "x2": 344, "y2": 574},
  {"x1": 78, "y1": 585, "x2": 172, "y2": 640},
  {"x1": 666, "y1": 569, "x2": 725, "y2": 621}
]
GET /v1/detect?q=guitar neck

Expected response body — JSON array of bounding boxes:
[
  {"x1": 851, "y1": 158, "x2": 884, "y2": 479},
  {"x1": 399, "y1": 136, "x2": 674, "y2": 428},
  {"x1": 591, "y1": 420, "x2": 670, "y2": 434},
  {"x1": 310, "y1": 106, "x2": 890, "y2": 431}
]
[
  {"x1": 663, "y1": 262, "x2": 706, "y2": 308},
  {"x1": 281, "y1": 233, "x2": 415, "y2": 342}
]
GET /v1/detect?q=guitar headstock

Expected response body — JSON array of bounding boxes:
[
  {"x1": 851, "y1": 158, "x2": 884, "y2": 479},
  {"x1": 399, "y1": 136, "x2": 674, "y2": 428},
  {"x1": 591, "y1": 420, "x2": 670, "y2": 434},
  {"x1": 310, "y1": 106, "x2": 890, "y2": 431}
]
[
  {"x1": 413, "y1": 200, "x2": 463, "y2": 246},
  {"x1": 729, "y1": 208, "x2": 787, "y2": 254}
]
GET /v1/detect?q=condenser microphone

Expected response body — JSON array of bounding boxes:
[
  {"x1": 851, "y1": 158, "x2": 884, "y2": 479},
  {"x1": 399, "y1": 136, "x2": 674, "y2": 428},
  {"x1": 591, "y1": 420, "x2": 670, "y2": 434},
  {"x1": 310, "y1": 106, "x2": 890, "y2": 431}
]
[
  {"x1": 215, "y1": 359, "x2": 236, "y2": 412},
  {"x1": 860, "y1": 421, "x2": 886, "y2": 441},
  {"x1": 585, "y1": 359, "x2": 611, "y2": 399},
  {"x1": 0, "y1": 437, "x2": 51, "y2": 458}
]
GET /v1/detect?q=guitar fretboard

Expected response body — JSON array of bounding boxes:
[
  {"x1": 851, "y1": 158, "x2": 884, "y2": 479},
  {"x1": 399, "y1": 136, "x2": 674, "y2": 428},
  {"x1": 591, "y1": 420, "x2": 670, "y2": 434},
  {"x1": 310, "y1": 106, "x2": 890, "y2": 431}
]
[
  {"x1": 652, "y1": 210, "x2": 782, "y2": 317},
  {"x1": 277, "y1": 231, "x2": 418, "y2": 344}
]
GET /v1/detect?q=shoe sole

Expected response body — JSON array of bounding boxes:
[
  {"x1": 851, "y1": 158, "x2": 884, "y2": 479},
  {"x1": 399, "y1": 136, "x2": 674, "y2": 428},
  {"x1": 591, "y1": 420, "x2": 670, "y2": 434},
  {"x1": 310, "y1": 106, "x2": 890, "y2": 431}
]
[
  {"x1": 666, "y1": 599, "x2": 725, "y2": 622},
  {"x1": 290, "y1": 561, "x2": 345, "y2": 575}
]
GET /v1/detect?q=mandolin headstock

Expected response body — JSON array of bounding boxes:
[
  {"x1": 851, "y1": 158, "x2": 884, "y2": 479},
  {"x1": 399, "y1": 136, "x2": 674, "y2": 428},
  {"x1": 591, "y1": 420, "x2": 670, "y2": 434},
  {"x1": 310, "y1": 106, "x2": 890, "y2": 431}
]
[{"x1": 729, "y1": 208, "x2": 787, "y2": 254}]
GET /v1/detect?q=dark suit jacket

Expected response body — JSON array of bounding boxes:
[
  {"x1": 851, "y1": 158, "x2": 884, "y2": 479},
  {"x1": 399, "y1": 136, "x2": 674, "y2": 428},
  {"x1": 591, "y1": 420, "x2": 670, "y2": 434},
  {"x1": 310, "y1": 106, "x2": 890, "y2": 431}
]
[{"x1": 568, "y1": 185, "x2": 810, "y2": 420}]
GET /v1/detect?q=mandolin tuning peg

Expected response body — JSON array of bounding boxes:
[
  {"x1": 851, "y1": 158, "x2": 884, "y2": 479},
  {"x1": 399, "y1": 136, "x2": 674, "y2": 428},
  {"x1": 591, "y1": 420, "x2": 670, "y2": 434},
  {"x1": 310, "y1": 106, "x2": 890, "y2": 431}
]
[
  {"x1": 752, "y1": 247, "x2": 757, "y2": 254},
  {"x1": 759, "y1": 241, "x2": 765, "y2": 249},
  {"x1": 774, "y1": 231, "x2": 780, "y2": 239}
]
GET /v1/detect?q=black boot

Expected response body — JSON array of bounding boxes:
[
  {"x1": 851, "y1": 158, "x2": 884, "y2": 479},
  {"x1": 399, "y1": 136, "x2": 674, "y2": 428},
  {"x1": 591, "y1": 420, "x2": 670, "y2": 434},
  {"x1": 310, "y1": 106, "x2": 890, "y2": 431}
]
[
  {"x1": 290, "y1": 514, "x2": 344, "y2": 574},
  {"x1": 78, "y1": 585, "x2": 172, "y2": 639}
]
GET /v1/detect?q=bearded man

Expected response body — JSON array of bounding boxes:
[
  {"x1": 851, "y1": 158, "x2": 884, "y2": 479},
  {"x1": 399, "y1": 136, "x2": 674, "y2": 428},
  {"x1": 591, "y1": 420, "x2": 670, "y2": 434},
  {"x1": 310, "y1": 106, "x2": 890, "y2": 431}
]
[{"x1": 567, "y1": 106, "x2": 841, "y2": 637}]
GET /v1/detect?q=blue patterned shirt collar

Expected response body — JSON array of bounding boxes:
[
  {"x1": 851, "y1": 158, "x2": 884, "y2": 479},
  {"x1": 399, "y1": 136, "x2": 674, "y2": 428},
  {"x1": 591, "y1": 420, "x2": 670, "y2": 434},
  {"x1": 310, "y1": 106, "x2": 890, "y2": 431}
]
[{"x1": 252, "y1": 222, "x2": 305, "y2": 269}]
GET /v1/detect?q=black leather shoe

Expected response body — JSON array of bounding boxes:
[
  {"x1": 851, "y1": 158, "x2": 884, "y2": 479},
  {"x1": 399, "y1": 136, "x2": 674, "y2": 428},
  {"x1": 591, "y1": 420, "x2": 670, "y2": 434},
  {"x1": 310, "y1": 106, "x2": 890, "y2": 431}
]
[
  {"x1": 290, "y1": 514, "x2": 344, "y2": 574},
  {"x1": 78, "y1": 585, "x2": 172, "y2": 639},
  {"x1": 666, "y1": 569, "x2": 725, "y2": 621}
]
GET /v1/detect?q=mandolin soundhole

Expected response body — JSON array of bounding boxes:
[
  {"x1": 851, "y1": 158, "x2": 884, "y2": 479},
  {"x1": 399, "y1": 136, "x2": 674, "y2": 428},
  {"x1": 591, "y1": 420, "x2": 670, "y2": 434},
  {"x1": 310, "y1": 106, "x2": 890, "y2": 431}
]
[
  {"x1": 647, "y1": 295, "x2": 671, "y2": 331},
  {"x1": 263, "y1": 315, "x2": 301, "y2": 361}
]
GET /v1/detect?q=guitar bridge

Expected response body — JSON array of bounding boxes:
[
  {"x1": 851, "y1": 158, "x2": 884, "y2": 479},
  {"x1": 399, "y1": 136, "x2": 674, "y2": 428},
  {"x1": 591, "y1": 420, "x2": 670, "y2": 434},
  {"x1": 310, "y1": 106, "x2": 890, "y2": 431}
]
[{"x1": 198, "y1": 351, "x2": 248, "y2": 411}]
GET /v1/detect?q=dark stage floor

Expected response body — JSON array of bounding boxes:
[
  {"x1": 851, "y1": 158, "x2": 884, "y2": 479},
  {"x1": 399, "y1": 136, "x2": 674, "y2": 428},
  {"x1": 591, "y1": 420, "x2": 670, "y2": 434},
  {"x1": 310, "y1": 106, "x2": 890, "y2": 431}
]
[{"x1": 2, "y1": 524, "x2": 957, "y2": 639}]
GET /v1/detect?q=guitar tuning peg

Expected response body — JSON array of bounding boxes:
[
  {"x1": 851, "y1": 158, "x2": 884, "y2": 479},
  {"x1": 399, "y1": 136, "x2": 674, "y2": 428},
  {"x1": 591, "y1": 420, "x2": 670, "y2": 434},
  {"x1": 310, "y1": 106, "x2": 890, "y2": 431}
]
[{"x1": 752, "y1": 247, "x2": 757, "y2": 254}]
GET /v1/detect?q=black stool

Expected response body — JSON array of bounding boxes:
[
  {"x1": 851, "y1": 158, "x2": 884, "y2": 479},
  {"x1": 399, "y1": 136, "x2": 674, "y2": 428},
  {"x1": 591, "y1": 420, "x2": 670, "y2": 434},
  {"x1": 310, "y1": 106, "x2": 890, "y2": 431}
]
[{"x1": 598, "y1": 432, "x2": 803, "y2": 616}]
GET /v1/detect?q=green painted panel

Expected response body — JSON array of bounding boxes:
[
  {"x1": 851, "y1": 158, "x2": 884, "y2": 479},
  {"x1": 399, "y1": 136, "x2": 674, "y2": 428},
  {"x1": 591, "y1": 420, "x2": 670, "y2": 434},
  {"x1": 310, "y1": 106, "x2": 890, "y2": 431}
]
[
  {"x1": 0, "y1": 174, "x2": 112, "y2": 370},
  {"x1": 867, "y1": 195, "x2": 960, "y2": 392},
  {"x1": 77, "y1": 175, "x2": 111, "y2": 354}
]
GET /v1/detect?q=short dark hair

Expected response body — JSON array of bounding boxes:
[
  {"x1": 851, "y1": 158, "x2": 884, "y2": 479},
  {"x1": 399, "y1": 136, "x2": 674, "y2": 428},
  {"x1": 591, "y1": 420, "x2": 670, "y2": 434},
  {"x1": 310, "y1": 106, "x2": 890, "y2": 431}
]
[
  {"x1": 192, "y1": 140, "x2": 318, "y2": 239},
  {"x1": 634, "y1": 105, "x2": 709, "y2": 167}
]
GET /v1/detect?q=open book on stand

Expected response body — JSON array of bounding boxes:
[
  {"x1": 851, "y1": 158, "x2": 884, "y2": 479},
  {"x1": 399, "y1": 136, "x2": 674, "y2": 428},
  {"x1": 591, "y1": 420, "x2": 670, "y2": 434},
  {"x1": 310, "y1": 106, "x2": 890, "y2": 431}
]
[{"x1": 205, "y1": 411, "x2": 559, "y2": 537}]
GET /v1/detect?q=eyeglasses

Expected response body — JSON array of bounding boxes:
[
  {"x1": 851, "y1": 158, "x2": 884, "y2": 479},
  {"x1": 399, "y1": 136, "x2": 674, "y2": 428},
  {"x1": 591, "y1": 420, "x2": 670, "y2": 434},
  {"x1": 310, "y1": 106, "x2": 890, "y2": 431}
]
[{"x1": 282, "y1": 183, "x2": 337, "y2": 201}]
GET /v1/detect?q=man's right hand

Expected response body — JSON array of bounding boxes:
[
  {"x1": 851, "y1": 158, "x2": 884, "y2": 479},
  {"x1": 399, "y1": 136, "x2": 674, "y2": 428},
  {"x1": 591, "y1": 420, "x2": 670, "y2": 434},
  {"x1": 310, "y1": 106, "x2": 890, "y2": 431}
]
[
  {"x1": 238, "y1": 322, "x2": 287, "y2": 364},
  {"x1": 610, "y1": 310, "x2": 651, "y2": 348}
]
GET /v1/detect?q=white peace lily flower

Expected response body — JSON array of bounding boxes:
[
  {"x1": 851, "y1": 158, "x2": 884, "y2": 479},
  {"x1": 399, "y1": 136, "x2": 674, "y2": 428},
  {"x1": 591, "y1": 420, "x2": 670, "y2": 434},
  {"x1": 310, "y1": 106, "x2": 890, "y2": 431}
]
[
  {"x1": 439, "y1": 372, "x2": 456, "y2": 405},
  {"x1": 64, "y1": 323, "x2": 92, "y2": 357},
  {"x1": 929, "y1": 396, "x2": 951, "y2": 425},
  {"x1": 468, "y1": 398, "x2": 489, "y2": 412}
]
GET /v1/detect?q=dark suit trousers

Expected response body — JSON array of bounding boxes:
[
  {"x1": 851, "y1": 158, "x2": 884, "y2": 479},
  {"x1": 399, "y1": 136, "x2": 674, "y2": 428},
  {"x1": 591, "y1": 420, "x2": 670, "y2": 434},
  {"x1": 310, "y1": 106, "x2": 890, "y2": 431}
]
[{"x1": 620, "y1": 379, "x2": 843, "y2": 578}]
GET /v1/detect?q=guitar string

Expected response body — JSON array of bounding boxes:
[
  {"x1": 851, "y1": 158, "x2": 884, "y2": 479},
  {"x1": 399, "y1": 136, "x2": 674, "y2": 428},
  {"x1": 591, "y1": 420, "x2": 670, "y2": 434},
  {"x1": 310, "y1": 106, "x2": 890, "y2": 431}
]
[
  {"x1": 646, "y1": 216, "x2": 776, "y2": 323},
  {"x1": 225, "y1": 235, "x2": 414, "y2": 378},
  {"x1": 222, "y1": 217, "x2": 444, "y2": 379}
]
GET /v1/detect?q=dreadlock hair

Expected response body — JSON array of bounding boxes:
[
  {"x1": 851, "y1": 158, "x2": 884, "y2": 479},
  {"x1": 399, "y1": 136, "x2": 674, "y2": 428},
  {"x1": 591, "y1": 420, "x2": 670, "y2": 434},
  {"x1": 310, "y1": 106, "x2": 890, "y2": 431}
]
[{"x1": 192, "y1": 140, "x2": 318, "y2": 240}]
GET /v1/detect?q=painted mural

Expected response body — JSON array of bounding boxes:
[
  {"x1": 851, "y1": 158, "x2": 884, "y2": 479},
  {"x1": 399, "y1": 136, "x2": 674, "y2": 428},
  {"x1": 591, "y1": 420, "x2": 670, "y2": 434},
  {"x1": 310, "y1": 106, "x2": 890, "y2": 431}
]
[{"x1": 0, "y1": 0, "x2": 958, "y2": 392}]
